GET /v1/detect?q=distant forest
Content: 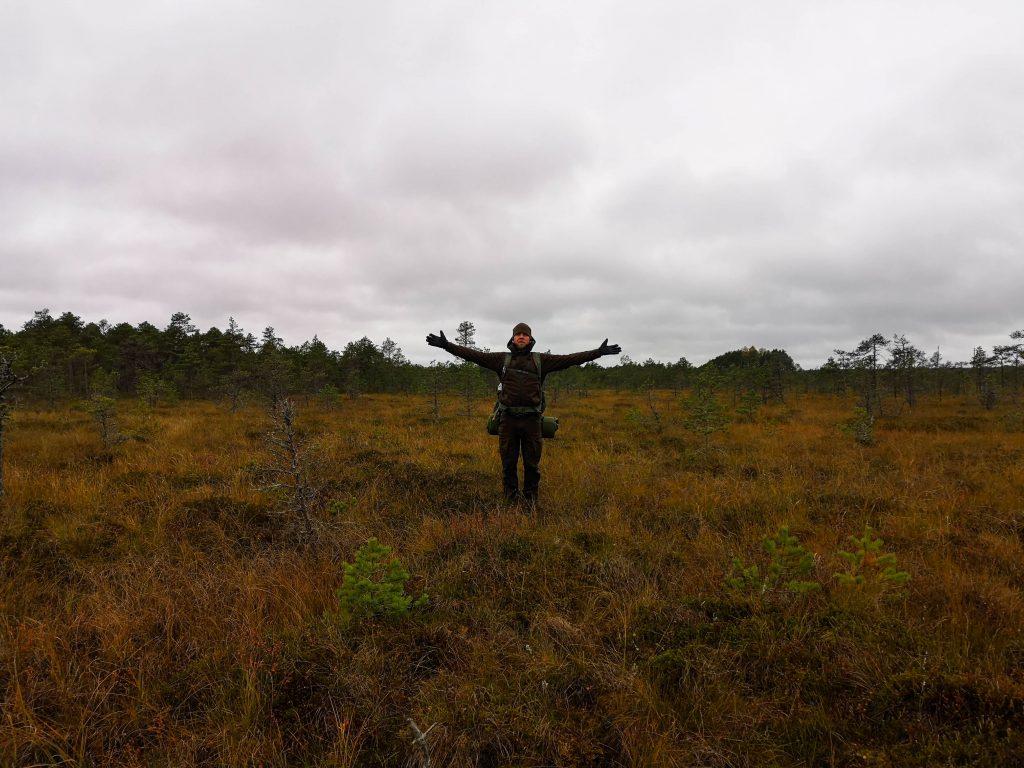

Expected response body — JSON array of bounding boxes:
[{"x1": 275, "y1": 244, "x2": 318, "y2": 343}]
[{"x1": 0, "y1": 309, "x2": 1021, "y2": 410}]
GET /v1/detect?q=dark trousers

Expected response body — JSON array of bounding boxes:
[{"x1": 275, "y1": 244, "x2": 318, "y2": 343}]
[{"x1": 498, "y1": 414, "x2": 542, "y2": 502}]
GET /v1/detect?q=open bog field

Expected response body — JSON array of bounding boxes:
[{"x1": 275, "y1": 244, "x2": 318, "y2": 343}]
[{"x1": 2, "y1": 391, "x2": 1023, "y2": 767}]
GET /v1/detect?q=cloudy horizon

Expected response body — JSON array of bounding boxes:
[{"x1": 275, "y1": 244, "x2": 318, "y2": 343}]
[{"x1": 2, "y1": 1, "x2": 1022, "y2": 367}]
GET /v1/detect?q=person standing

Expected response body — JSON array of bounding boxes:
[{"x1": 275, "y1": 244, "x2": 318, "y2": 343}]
[{"x1": 427, "y1": 323, "x2": 621, "y2": 506}]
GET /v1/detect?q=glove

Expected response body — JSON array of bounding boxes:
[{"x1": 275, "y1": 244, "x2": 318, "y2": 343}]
[
  {"x1": 426, "y1": 330, "x2": 448, "y2": 348},
  {"x1": 598, "y1": 338, "x2": 621, "y2": 356}
]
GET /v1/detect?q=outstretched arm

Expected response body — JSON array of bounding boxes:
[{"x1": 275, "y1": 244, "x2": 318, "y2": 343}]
[
  {"x1": 541, "y1": 338, "x2": 622, "y2": 375},
  {"x1": 426, "y1": 330, "x2": 505, "y2": 374}
]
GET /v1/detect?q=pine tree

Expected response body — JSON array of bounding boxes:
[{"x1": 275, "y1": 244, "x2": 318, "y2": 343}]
[
  {"x1": 257, "y1": 327, "x2": 291, "y2": 407},
  {"x1": 995, "y1": 330, "x2": 1023, "y2": 403},
  {"x1": 971, "y1": 346, "x2": 997, "y2": 410},
  {"x1": 220, "y1": 317, "x2": 250, "y2": 411},
  {"x1": 1010, "y1": 330, "x2": 1024, "y2": 401},
  {"x1": 855, "y1": 333, "x2": 889, "y2": 416},
  {"x1": 165, "y1": 312, "x2": 200, "y2": 398},
  {"x1": 887, "y1": 334, "x2": 925, "y2": 408},
  {"x1": 456, "y1": 320, "x2": 478, "y2": 417}
]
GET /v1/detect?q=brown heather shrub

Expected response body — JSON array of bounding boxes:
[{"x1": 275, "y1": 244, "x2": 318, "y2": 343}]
[{"x1": 1, "y1": 392, "x2": 1023, "y2": 766}]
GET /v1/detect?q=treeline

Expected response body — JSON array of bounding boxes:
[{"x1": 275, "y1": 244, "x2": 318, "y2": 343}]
[
  {"x1": 0, "y1": 309, "x2": 698, "y2": 405},
  {"x1": 812, "y1": 332, "x2": 1024, "y2": 412},
  {"x1": 0, "y1": 310, "x2": 1020, "y2": 409},
  {"x1": 0, "y1": 310, "x2": 426, "y2": 406}
]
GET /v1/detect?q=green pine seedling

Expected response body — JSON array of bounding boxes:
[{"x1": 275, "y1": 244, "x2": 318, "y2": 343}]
[
  {"x1": 735, "y1": 389, "x2": 761, "y2": 423},
  {"x1": 725, "y1": 556, "x2": 762, "y2": 594},
  {"x1": 682, "y1": 386, "x2": 729, "y2": 452},
  {"x1": 726, "y1": 526, "x2": 820, "y2": 598},
  {"x1": 317, "y1": 384, "x2": 341, "y2": 410},
  {"x1": 87, "y1": 394, "x2": 128, "y2": 451},
  {"x1": 625, "y1": 407, "x2": 648, "y2": 428},
  {"x1": 836, "y1": 524, "x2": 909, "y2": 591},
  {"x1": 763, "y1": 526, "x2": 821, "y2": 594},
  {"x1": 331, "y1": 538, "x2": 428, "y2": 626},
  {"x1": 842, "y1": 406, "x2": 875, "y2": 446}
]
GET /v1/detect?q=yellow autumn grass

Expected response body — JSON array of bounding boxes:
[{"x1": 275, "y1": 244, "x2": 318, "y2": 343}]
[{"x1": 1, "y1": 391, "x2": 1022, "y2": 766}]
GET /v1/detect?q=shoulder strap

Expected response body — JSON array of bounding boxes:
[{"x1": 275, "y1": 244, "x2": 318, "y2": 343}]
[
  {"x1": 502, "y1": 353, "x2": 511, "y2": 377},
  {"x1": 533, "y1": 352, "x2": 542, "y2": 379}
]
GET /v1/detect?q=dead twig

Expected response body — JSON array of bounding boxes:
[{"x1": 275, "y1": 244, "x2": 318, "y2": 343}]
[{"x1": 407, "y1": 717, "x2": 436, "y2": 768}]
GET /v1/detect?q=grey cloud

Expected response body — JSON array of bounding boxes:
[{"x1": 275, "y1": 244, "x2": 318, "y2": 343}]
[
  {"x1": 603, "y1": 162, "x2": 839, "y2": 241},
  {"x1": 371, "y1": 107, "x2": 590, "y2": 201},
  {"x1": 863, "y1": 57, "x2": 1024, "y2": 175},
  {"x1": 2, "y1": 1, "x2": 1023, "y2": 366},
  {"x1": 0, "y1": 143, "x2": 119, "y2": 195},
  {"x1": 136, "y1": 137, "x2": 371, "y2": 245}
]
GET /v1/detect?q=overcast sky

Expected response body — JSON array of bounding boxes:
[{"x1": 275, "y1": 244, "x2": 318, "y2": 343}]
[{"x1": 2, "y1": 1, "x2": 1022, "y2": 366}]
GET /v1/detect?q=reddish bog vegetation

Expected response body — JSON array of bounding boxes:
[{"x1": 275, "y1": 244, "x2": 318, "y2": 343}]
[{"x1": 1, "y1": 391, "x2": 1022, "y2": 766}]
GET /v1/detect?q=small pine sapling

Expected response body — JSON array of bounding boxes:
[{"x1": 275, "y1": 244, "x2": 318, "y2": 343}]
[
  {"x1": 735, "y1": 388, "x2": 761, "y2": 423},
  {"x1": 1002, "y1": 408, "x2": 1024, "y2": 433},
  {"x1": 329, "y1": 538, "x2": 428, "y2": 626},
  {"x1": 843, "y1": 406, "x2": 875, "y2": 446},
  {"x1": 726, "y1": 525, "x2": 820, "y2": 599},
  {"x1": 625, "y1": 406, "x2": 646, "y2": 429},
  {"x1": 625, "y1": 400, "x2": 659, "y2": 432},
  {"x1": 725, "y1": 558, "x2": 762, "y2": 594},
  {"x1": 427, "y1": 362, "x2": 443, "y2": 420},
  {"x1": 137, "y1": 372, "x2": 178, "y2": 410},
  {"x1": 317, "y1": 383, "x2": 341, "y2": 411},
  {"x1": 137, "y1": 373, "x2": 159, "y2": 410},
  {"x1": 835, "y1": 524, "x2": 909, "y2": 592},
  {"x1": 981, "y1": 382, "x2": 997, "y2": 411},
  {"x1": 136, "y1": 373, "x2": 177, "y2": 435},
  {"x1": 681, "y1": 373, "x2": 729, "y2": 452},
  {"x1": 87, "y1": 370, "x2": 127, "y2": 454},
  {"x1": 645, "y1": 381, "x2": 663, "y2": 431},
  {"x1": 763, "y1": 526, "x2": 821, "y2": 595}
]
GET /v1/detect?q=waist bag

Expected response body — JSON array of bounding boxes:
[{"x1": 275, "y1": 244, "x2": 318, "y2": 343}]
[{"x1": 485, "y1": 352, "x2": 559, "y2": 438}]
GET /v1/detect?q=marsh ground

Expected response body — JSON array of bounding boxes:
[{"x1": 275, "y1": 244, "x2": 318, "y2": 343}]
[{"x1": 2, "y1": 391, "x2": 1022, "y2": 766}]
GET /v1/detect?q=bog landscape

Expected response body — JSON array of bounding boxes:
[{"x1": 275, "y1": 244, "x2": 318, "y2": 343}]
[{"x1": 1, "y1": 312, "x2": 1022, "y2": 767}]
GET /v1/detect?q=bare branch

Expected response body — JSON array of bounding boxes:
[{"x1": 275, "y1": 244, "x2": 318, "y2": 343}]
[{"x1": 407, "y1": 718, "x2": 435, "y2": 768}]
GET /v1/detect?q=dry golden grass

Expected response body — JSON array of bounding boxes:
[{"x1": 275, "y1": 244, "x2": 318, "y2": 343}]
[{"x1": 1, "y1": 391, "x2": 1022, "y2": 766}]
